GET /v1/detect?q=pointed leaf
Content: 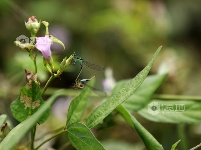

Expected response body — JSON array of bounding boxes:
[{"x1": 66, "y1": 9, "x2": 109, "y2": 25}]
[
  {"x1": 0, "y1": 91, "x2": 62, "y2": 150},
  {"x1": 171, "y1": 140, "x2": 181, "y2": 150},
  {"x1": 67, "y1": 79, "x2": 94, "y2": 127},
  {"x1": 118, "y1": 74, "x2": 167, "y2": 111},
  {"x1": 67, "y1": 122, "x2": 105, "y2": 150},
  {"x1": 10, "y1": 80, "x2": 50, "y2": 124},
  {"x1": 86, "y1": 46, "x2": 162, "y2": 128},
  {"x1": 138, "y1": 100, "x2": 201, "y2": 123},
  {"x1": 50, "y1": 36, "x2": 65, "y2": 50},
  {"x1": 116, "y1": 105, "x2": 163, "y2": 150}
]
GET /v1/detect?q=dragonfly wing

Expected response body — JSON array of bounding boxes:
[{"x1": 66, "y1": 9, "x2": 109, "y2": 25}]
[{"x1": 83, "y1": 60, "x2": 104, "y2": 71}]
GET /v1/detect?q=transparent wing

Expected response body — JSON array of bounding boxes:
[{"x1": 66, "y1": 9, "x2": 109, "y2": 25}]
[{"x1": 83, "y1": 60, "x2": 104, "y2": 71}]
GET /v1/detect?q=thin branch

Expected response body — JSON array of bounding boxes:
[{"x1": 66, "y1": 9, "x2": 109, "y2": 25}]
[
  {"x1": 34, "y1": 129, "x2": 67, "y2": 150},
  {"x1": 34, "y1": 126, "x2": 65, "y2": 141},
  {"x1": 33, "y1": 52, "x2": 38, "y2": 74},
  {"x1": 41, "y1": 74, "x2": 55, "y2": 96},
  {"x1": 30, "y1": 125, "x2": 36, "y2": 150},
  {"x1": 190, "y1": 143, "x2": 201, "y2": 150},
  {"x1": 154, "y1": 94, "x2": 201, "y2": 101}
]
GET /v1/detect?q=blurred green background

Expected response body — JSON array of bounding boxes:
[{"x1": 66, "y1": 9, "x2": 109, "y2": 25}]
[{"x1": 1, "y1": 0, "x2": 201, "y2": 149}]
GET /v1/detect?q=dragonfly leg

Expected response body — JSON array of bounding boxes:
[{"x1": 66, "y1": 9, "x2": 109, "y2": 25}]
[{"x1": 75, "y1": 64, "x2": 83, "y2": 82}]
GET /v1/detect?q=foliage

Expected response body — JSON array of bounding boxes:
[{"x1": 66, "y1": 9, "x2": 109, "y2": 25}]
[
  {"x1": 171, "y1": 140, "x2": 181, "y2": 150},
  {"x1": 0, "y1": 39, "x2": 165, "y2": 149},
  {"x1": 1, "y1": 5, "x2": 201, "y2": 149},
  {"x1": 10, "y1": 80, "x2": 50, "y2": 124},
  {"x1": 86, "y1": 46, "x2": 162, "y2": 128}
]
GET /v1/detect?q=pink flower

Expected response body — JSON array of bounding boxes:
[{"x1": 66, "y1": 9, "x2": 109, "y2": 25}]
[{"x1": 35, "y1": 35, "x2": 52, "y2": 59}]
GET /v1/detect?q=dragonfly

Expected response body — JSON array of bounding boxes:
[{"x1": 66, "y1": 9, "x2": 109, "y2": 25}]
[
  {"x1": 73, "y1": 76, "x2": 95, "y2": 89},
  {"x1": 72, "y1": 52, "x2": 104, "y2": 81}
]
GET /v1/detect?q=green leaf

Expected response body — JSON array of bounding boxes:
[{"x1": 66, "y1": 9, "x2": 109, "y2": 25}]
[
  {"x1": 66, "y1": 79, "x2": 94, "y2": 127},
  {"x1": 138, "y1": 100, "x2": 201, "y2": 123},
  {"x1": 102, "y1": 140, "x2": 144, "y2": 150},
  {"x1": 0, "y1": 115, "x2": 7, "y2": 127},
  {"x1": 67, "y1": 122, "x2": 105, "y2": 150},
  {"x1": 50, "y1": 35, "x2": 65, "y2": 49},
  {"x1": 86, "y1": 46, "x2": 162, "y2": 128},
  {"x1": 116, "y1": 105, "x2": 164, "y2": 150},
  {"x1": 0, "y1": 91, "x2": 62, "y2": 150},
  {"x1": 121, "y1": 74, "x2": 167, "y2": 111},
  {"x1": 10, "y1": 80, "x2": 50, "y2": 124},
  {"x1": 171, "y1": 140, "x2": 181, "y2": 150}
]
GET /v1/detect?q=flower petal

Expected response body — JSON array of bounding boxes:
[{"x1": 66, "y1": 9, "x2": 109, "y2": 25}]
[{"x1": 35, "y1": 35, "x2": 52, "y2": 59}]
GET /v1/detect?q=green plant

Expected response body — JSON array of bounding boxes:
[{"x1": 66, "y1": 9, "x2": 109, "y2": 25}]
[{"x1": 1, "y1": 16, "x2": 200, "y2": 150}]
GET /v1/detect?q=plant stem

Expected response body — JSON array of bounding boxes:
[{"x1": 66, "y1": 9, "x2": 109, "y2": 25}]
[
  {"x1": 190, "y1": 143, "x2": 201, "y2": 150},
  {"x1": 29, "y1": 36, "x2": 38, "y2": 149},
  {"x1": 41, "y1": 74, "x2": 55, "y2": 96},
  {"x1": 34, "y1": 129, "x2": 67, "y2": 150},
  {"x1": 178, "y1": 124, "x2": 188, "y2": 150},
  {"x1": 34, "y1": 126, "x2": 64, "y2": 141},
  {"x1": 154, "y1": 94, "x2": 201, "y2": 101},
  {"x1": 33, "y1": 52, "x2": 38, "y2": 74},
  {"x1": 30, "y1": 125, "x2": 36, "y2": 150}
]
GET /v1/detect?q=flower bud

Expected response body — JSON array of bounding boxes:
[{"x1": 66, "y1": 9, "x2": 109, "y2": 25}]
[
  {"x1": 57, "y1": 54, "x2": 74, "y2": 75},
  {"x1": 25, "y1": 16, "x2": 41, "y2": 36},
  {"x1": 65, "y1": 54, "x2": 74, "y2": 67},
  {"x1": 59, "y1": 57, "x2": 67, "y2": 72},
  {"x1": 42, "y1": 21, "x2": 49, "y2": 35}
]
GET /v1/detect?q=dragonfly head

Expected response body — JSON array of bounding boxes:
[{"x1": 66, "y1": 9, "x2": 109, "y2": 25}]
[{"x1": 72, "y1": 52, "x2": 83, "y2": 64}]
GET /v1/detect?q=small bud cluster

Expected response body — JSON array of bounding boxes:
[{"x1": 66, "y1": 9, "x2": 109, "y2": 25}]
[
  {"x1": 14, "y1": 16, "x2": 74, "y2": 80},
  {"x1": 25, "y1": 16, "x2": 40, "y2": 36}
]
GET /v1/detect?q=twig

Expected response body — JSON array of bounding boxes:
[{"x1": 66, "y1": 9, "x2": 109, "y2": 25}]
[
  {"x1": 41, "y1": 74, "x2": 55, "y2": 96},
  {"x1": 154, "y1": 94, "x2": 201, "y2": 101},
  {"x1": 34, "y1": 129, "x2": 67, "y2": 150},
  {"x1": 190, "y1": 143, "x2": 201, "y2": 150},
  {"x1": 30, "y1": 125, "x2": 36, "y2": 150},
  {"x1": 34, "y1": 126, "x2": 64, "y2": 141}
]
